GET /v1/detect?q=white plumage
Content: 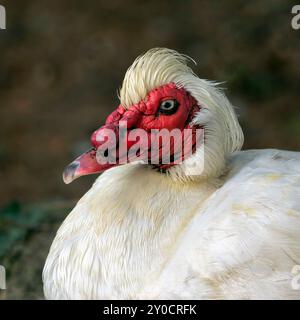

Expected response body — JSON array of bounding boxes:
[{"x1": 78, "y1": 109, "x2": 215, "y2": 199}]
[{"x1": 43, "y1": 48, "x2": 300, "y2": 299}]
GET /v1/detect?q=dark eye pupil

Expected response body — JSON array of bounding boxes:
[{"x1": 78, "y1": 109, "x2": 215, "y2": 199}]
[
  {"x1": 159, "y1": 99, "x2": 179, "y2": 115},
  {"x1": 162, "y1": 101, "x2": 173, "y2": 109}
]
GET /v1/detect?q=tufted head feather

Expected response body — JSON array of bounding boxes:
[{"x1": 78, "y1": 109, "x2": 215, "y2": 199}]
[{"x1": 119, "y1": 48, "x2": 196, "y2": 108}]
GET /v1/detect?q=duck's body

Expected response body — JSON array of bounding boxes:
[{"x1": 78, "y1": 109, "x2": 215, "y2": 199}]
[
  {"x1": 44, "y1": 149, "x2": 300, "y2": 299},
  {"x1": 43, "y1": 48, "x2": 300, "y2": 299}
]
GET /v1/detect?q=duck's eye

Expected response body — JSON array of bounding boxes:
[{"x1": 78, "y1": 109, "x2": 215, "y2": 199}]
[{"x1": 158, "y1": 99, "x2": 179, "y2": 115}]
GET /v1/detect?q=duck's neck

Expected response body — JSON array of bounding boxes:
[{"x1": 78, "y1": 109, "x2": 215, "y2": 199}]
[{"x1": 81, "y1": 164, "x2": 218, "y2": 298}]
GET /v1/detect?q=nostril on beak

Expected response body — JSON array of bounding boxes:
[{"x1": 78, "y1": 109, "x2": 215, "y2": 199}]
[{"x1": 63, "y1": 161, "x2": 80, "y2": 184}]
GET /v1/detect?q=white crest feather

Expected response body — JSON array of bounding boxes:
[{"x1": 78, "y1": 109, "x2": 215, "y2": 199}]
[{"x1": 120, "y1": 48, "x2": 196, "y2": 108}]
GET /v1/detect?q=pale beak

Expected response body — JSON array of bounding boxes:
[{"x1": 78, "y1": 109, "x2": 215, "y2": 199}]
[{"x1": 63, "y1": 148, "x2": 114, "y2": 184}]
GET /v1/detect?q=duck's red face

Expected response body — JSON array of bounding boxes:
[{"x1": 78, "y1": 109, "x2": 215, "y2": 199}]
[{"x1": 63, "y1": 83, "x2": 201, "y2": 184}]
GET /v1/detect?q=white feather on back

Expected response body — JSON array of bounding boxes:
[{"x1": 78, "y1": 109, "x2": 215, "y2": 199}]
[
  {"x1": 43, "y1": 149, "x2": 300, "y2": 299},
  {"x1": 139, "y1": 149, "x2": 300, "y2": 299}
]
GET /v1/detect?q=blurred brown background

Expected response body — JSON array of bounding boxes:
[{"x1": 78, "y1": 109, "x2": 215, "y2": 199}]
[{"x1": 0, "y1": 0, "x2": 299, "y2": 299}]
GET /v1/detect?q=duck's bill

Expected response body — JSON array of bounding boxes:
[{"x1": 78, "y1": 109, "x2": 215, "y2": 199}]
[{"x1": 62, "y1": 148, "x2": 115, "y2": 184}]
